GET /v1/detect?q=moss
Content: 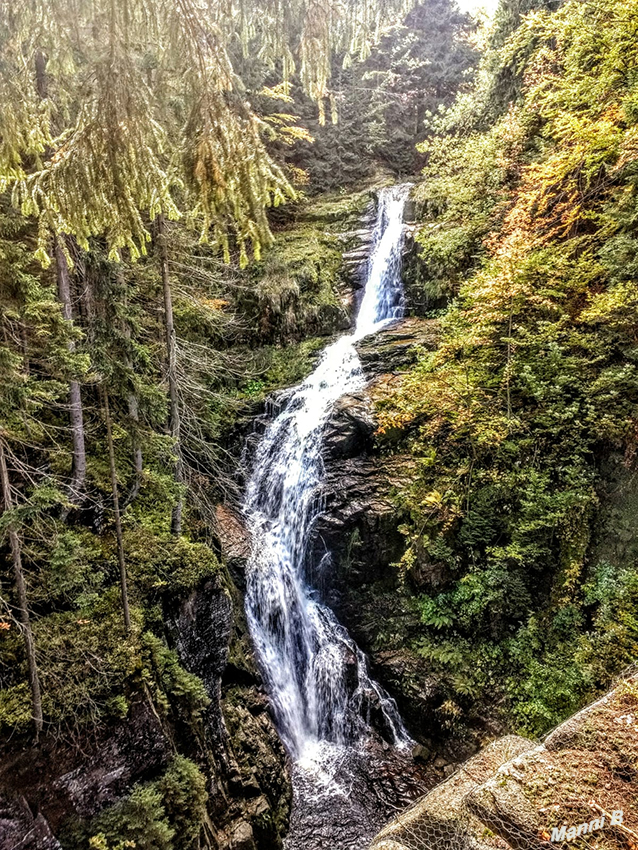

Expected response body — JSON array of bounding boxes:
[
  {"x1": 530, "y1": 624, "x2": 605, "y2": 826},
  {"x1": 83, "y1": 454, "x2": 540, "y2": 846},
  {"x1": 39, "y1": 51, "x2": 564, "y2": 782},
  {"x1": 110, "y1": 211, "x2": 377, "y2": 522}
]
[
  {"x1": 62, "y1": 756, "x2": 208, "y2": 850},
  {"x1": 142, "y1": 633, "x2": 210, "y2": 725},
  {"x1": 241, "y1": 187, "x2": 373, "y2": 345},
  {"x1": 296, "y1": 186, "x2": 373, "y2": 224},
  {"x1": 26, "y1": 599, "x2": 144, "y2": 737},
  {"x1": 124, "y1": 531, "x2": 221, "y2": 598}
]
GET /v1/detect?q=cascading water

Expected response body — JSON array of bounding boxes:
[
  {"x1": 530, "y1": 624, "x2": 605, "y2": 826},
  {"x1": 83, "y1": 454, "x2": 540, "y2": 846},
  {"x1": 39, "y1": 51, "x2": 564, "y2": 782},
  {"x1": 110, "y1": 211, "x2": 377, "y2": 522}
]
[{"x1": 243, "y1": 185, "x2": 412, "y2": 774}]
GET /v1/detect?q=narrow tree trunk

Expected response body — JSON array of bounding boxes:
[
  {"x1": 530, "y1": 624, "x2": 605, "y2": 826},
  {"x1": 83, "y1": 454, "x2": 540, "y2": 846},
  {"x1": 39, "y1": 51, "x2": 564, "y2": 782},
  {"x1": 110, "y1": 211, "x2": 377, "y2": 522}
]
[
  {"x1": 55, "y1": 238, "x2": 87, "y2": 500},
  {"x1": 0, "y1": 440, "x2": 43, "y2": 740},
  {"x1": 157, "y1": 215, "x2": 182, "y2": 536},
  {"x1": 123, "y1": 389, "x2": 144, "y2": 507},
  {"x1": 121, "y1": 272, "x2": 143, "y2": 507},
  {"x1": 35, "y1": 50, "x2": 48, "y2": 99},
  {"x1": 102, "y1": 389, "x2": 131, "y2": 632},
  {"x1": 506, "y1": 295, "x2": 514, "y2": 421}
]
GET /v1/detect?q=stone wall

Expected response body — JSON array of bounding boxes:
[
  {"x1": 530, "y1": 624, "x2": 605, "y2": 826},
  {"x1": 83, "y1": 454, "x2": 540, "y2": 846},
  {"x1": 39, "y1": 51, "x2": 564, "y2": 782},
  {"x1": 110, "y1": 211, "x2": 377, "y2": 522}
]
[{"x1": 369, "y1": 674, "x2": 638, "y2": 850}]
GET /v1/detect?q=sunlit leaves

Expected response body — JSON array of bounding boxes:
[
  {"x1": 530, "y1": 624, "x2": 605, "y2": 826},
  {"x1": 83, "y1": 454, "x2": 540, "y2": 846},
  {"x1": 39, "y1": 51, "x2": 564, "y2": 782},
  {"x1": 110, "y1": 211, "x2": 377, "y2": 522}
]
[{"x1": 0, "y1": 0, "x2": 415, "y2": 264}]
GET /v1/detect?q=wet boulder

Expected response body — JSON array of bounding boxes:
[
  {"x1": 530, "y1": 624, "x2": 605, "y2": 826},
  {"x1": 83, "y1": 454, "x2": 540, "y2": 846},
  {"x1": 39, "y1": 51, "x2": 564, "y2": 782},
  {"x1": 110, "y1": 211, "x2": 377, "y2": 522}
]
[
  {"x1": 355, "y1": 316, "x2": 440, "y2": 379},
  {"x1": 322, "y1": 392, "x2": 376, "y2": 460}
]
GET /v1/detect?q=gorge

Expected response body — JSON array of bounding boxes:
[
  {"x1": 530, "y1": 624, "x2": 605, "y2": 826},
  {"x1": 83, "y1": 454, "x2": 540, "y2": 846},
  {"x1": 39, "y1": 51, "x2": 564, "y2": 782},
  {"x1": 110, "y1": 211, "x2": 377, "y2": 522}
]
[
  {"x1": 243, "y1": 185, "x2": 426, "y2": 849},
  {"x1": 2, "y1": 0, "x2": 638, "y2": 847}
]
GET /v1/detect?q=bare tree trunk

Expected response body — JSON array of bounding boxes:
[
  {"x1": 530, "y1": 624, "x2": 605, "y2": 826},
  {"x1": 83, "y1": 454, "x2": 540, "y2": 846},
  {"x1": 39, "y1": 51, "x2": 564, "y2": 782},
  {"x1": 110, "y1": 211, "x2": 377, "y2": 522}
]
[
  {"x1": 122, "y1": 389, "x2": 144, "y2": 507},
  {"x1": 121, "y1": 272, "x2": 143, "y2": 508},
  {"x1": 0, "y1": 440, "x2": 43, "y2": 740},
  {"x1": 157, "y1": 215, "x2": 182, "y2": 536},
  {"x1": 55, "y1": 237, "x2": 87, "y2": 501},
  {"x1": 35, "y1": 50, "x2": 48, "y2": 99},
  {"x1": 120, "y1": 273, "x2": 144, "y2": 504},
  {"x1": 102, "y1": 389, "x2": 131, "y2": 632}
]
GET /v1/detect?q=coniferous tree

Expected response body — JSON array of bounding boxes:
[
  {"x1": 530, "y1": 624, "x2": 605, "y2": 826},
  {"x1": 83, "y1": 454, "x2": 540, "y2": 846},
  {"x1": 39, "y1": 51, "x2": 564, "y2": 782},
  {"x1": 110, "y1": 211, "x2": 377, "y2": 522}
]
[
  {"x1": 156, "y1": 216, "x2": 183, "y2": 536},
  {"x1": 0, "y1": 440, "x2": 43, "y2": 739},
  {"x1": 55, "y1": 238, "x2": 87, "y2": 502},
  {"x1": 102, "y1": 388, "x2": 131, "y2": 632}
]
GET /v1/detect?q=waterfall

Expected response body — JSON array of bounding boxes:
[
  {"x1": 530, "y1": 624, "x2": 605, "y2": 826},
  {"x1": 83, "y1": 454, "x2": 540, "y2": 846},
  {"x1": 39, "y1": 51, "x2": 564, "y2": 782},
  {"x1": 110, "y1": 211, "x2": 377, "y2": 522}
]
[{"x1": 243, "y1": 185, "x2": 412, "y2": 763}]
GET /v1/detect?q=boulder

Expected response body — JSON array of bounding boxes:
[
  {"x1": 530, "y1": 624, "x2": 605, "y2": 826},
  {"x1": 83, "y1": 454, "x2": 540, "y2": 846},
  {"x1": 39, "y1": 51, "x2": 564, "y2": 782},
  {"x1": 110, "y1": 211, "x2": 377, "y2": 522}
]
[
  {"x1": 322, "y1": 392, "x2": 376, "y2": 460},
  {"x1": 355, "y1": 317, "x2": 440, "y2": 379}
]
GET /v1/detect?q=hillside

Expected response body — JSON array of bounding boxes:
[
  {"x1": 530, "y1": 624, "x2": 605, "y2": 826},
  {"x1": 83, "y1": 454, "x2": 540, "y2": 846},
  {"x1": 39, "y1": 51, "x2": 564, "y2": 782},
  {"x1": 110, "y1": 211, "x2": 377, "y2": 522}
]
[{"x1": 1, "y1": 0, "x2": 638, "y2": 848}]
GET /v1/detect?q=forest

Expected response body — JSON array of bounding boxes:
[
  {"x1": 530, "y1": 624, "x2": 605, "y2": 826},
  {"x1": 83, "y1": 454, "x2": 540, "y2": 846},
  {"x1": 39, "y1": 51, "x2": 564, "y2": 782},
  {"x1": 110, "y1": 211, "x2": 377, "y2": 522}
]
[{"x1": 1, "y1": 0, "x2": 638, "y2": 848}]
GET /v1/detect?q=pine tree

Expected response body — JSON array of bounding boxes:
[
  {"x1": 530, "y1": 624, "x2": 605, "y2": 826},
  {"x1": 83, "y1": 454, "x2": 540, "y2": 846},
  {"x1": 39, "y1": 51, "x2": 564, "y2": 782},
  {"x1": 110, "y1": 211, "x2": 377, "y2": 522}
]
[
  {"x1": 55, "y1": 238, "x2": 87, "y2": 502},
  {"x1": 102, "y1": 388, "x2": 131, "y2": 632},
  {"x1": 0, "y1": 439, "x2": 43, "y2": 739}
]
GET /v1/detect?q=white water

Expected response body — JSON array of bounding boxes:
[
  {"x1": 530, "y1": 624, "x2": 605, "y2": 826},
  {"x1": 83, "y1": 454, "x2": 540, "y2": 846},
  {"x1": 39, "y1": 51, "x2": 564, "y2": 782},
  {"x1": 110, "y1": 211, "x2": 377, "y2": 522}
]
[{"x1": 243, "y1": 185, "x2": 412, "y2": 763}]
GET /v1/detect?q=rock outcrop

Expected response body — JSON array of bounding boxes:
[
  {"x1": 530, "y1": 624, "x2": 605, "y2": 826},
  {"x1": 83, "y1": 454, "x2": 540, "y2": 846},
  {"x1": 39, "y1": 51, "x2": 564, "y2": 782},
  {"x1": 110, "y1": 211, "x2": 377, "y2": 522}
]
[
  {"x1": 308, "y1": 317, "x2": 448, "y2": 747},
  {"x1": 355, "y1": 317, "x2": 440, "y2": 378},
  {"x1": 0, "y1": 568, "x2": 290, "y2": 850},
  {"x1": 167, "y1": 559, "x2": 291, "y2": 850},
  {"x1": 370, "y1": 673, "x2": 638, "y2": 850},
  {"x1": 313, "y1": 317, "x2": 439, "y2": 582}
]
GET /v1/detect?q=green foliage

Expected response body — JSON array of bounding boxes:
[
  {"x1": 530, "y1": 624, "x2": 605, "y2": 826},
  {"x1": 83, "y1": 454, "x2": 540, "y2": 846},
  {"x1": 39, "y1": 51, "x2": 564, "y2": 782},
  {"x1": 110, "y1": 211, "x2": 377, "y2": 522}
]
[
  {"x1": 156, "y1": 756, "x2": 209, "y2": 850},
  {"x1": 0, "y1": 683, "x2": 33, "y2": 732},
  {"x1": 94, "y1": 785, "x2": 175, "y2": 850},
  {"x1": 33, "y1": 601, "x2": 143, "y2": 734},
  {"x1": 142, "y1": 633, "x2": 210, "y2": 725},
  {"x1": 85, "y1": 756, "x2": 207, "y2": 850},
  {"x1": 124, "y1": 532, "x2": 220, "y2": 598},
  {"x1": 0, "y1": 0, "x2": 423, "y2": 264},
  {"x1": 376, "y1": 0, "x2": 638, "y2": 736}
]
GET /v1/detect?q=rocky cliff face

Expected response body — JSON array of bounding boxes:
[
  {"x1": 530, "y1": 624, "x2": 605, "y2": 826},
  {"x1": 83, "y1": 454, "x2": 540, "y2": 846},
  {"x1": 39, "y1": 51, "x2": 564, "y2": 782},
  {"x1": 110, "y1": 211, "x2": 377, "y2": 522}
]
[
  {"x1": 167, "y1": 574, "x2": 291, "y2": 850},
  {"x1": 307, "y1": 317, "x2": 468, "y2": 761},
  {"x1": 0, "y1": 568, "x2": 291, "y2": 850},
  {"x1": 370, "y1": 672, "x2": 638, "y2": 850},
  {"x1": 0, "y1": 186, "x2": 436, "y2": 850}
]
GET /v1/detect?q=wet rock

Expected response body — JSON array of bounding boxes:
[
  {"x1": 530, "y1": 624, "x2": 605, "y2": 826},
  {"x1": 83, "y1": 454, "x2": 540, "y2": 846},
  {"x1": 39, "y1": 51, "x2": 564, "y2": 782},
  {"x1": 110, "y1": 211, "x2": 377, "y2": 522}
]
[
  {"x1": 0, "y1": 793, "x2": 62, "y2": 850},
  {"x1": 0, "y1": 698, "x2": 170, "y2": 842},
  {"x1": 311, "y1": 456, "x2": 410, "y2": 588},
  {"x1": 322, "y1": 392, "x2": 376, "y2": 460},
  {"x1": 50, "y1": 701, "x2": 170, "y2": 817},
  {"x1": 371, "y1": 651, "x2": 444, "y2": 742},
  {"x1": 171, "y1": 578, "x2": 233, "y2": 708},
  {"x1": 355, "y1": 317, "x2": 440, "y2": 379},
  {"x1": 342, "y1": 204, "x2": 377, "y2": 291},
  {"x1": 286, "y1": 739, "x2": 434, "y2": 850}
]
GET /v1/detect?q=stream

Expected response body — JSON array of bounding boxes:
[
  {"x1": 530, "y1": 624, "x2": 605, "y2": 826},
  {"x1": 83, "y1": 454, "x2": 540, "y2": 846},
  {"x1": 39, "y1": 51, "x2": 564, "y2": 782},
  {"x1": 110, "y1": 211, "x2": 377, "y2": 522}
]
[{"x1": 243, "y1": 185, "x2": 425, "y2": 849}]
